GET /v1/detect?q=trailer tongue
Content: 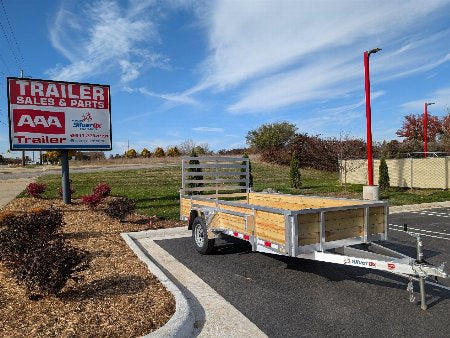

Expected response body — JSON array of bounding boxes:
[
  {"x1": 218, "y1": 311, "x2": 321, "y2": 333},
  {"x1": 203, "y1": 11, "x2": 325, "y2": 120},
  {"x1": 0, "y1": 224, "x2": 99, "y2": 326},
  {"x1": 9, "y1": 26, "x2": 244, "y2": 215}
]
[{"x1": 180, "y1": 156, "x2": 449, "y2": 310}]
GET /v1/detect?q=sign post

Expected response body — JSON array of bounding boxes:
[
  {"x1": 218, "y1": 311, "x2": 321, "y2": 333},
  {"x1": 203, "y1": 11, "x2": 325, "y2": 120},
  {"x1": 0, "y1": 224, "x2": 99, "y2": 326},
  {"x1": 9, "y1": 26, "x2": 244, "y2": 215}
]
[
  {"x1": 7, "y1": 77, "x2": 112, "y2": 204},
  {"x1": 61, "y1": 150, "x2": 70, "y2": 203}
]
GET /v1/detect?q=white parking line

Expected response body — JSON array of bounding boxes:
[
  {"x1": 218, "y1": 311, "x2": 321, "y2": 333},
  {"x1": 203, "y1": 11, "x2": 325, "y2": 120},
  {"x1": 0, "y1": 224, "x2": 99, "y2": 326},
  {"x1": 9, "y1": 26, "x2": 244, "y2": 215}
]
[
  {"x1": 389, "y1": 226, "x2": 450, "y2": 241},
  {"x1": 409, "y1": 211, "x2": 450, "y2": 217},
  {"x1": 389, "y1": 223, "x2": 449, "y2": 236}
]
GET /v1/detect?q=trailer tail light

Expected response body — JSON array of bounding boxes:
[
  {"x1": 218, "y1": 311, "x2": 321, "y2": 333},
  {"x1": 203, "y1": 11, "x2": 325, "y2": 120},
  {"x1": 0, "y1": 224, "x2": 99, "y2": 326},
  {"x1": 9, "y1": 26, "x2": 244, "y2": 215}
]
[
  {"x1": 243, "y1": 235, "x2": 250, "y2": 240},
  {"x1": 233, "y1": 232, "x2": 239, "y2": 237},
  {"x1": 264, "y1": 241, "x2": 271, "y2": 247}
]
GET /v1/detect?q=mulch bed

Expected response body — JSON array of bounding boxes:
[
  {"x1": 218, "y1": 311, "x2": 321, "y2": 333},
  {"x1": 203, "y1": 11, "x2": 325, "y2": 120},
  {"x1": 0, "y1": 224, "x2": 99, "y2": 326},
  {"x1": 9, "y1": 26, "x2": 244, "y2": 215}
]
[{"x1": 0, "y1": 197, "x2": 184, "y2": 337}]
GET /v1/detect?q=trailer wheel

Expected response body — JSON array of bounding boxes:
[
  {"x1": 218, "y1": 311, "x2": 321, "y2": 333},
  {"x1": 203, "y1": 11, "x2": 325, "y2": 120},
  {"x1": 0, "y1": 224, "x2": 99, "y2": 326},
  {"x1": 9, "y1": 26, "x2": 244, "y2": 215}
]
[{"x1": 192, "y1": 217, "x2": 215, "y2": 254}]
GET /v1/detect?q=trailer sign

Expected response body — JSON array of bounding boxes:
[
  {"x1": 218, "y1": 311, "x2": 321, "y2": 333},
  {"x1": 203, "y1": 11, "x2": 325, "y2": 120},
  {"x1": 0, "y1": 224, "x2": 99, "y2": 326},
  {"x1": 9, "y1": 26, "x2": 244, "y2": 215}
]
[{"x1": 7, "y1": 77, "x2": 112, "y2": 150}]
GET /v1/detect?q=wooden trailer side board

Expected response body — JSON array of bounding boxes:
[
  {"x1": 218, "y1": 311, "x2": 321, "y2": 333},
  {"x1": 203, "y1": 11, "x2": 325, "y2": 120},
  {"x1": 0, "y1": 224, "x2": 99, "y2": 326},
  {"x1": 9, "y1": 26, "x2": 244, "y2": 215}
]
[
  {"x1": 182, "y1": 196, "x2": 286, "y2": 245},
  {"x1": 249, "y1": 192, "x2": 364, "y2": 210},
  {"x1": 297, "y1": 206, "x2": 386, "y2": 246}
]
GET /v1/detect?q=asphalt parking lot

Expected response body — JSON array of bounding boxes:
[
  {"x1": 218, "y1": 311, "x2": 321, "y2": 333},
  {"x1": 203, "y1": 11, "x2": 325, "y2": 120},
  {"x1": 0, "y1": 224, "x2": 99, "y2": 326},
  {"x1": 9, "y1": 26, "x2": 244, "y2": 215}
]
[{"x1": 156, "y1": 208, "x2": 450, "y2": 337}]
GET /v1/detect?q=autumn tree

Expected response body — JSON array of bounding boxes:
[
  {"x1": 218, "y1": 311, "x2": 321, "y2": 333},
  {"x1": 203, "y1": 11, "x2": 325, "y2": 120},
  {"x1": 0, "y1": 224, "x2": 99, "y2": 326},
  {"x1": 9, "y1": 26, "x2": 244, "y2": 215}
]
[
  {"x1": 154, "y1": 147, "x2": 165, "y2": 157},
  {"x1": 125, "y1": 149, "x2": 137, "y2": 158},
  {"x1": 167, "y1": 147, "x2": 181, "y2": 157},
  {"x1": 396, "y1": 113, "x2": 441, "y2": 143},
  {"x1": 141, "y1": 148, "x2": 151, "y2": 158}
]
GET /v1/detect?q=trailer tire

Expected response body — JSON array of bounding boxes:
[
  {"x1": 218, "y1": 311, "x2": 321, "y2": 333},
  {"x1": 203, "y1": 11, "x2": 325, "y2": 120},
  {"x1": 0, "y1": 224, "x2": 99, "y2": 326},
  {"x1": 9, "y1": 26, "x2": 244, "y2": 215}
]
[{"x1": 192, "y1": 217, "x2": 215, "y2": 254}]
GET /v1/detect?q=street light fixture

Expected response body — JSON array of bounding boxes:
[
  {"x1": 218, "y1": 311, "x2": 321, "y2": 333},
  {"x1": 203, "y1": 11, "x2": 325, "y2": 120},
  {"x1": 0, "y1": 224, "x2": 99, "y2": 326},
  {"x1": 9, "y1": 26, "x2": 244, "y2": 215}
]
[
  {"x1": 364, "y1": 48, "x2": 382, "y2": 188},
  {"x1": 424, "y1": 102, "x2": 435, "y2": 158}
]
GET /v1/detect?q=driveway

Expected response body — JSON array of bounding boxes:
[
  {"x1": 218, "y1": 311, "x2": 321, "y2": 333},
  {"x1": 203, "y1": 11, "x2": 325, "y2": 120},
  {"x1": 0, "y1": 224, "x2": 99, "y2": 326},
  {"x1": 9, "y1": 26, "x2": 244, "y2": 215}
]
[{"x1": 155, "y1": 208, "x2": 450, "y2": 337}]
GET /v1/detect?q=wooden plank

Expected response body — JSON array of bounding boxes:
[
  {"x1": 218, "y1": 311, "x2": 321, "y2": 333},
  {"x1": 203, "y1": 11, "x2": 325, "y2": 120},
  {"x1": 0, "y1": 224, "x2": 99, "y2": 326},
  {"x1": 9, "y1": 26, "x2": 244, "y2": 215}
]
[
  {"x1": 326, "y1": 226, "x2": 363, "y2": 241},
  {"x1": 369, "y1": 223, "x2": 385, "y2": 234},
  {"x1": 249, "y1": 192, "x2": 364, "y2": 209}
]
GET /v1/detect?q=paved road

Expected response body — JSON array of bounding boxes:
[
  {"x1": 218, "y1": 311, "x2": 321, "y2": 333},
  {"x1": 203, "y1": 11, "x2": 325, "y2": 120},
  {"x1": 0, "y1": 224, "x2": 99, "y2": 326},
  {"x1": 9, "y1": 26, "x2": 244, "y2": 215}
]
[
  {"x1": 156, "y1": 209, "x2": 450, "y2": 337},
  {"x1": 0, "y1": 162, "x2": 178, "y2": 180}
]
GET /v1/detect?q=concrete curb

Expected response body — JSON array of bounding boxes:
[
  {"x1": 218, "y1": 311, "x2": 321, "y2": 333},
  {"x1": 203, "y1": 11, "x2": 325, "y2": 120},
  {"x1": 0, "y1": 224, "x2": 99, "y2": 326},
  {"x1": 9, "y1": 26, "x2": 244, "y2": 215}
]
[
  {"x1": 390, "y1": 200, "x2": 450, "y2": 214},
  {"x1": 121, "y1": 232, "x2": 195, "y2": 338}
]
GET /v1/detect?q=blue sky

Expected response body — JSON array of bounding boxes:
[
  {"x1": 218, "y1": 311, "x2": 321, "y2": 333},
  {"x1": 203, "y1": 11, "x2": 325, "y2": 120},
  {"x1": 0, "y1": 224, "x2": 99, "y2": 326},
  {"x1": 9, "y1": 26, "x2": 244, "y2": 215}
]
[{"x1": 1, "y1": 0, "x2": 450, "y2": 157}]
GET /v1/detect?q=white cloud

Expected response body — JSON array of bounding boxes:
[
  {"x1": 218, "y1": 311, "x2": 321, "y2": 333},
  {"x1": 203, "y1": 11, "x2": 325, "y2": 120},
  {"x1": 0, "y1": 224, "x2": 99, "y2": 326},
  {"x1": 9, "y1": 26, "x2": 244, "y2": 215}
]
[
  {"x1": 400, "y1": 87, "x2": 450, "y2": 114},
  {"x1": 193, "y1": 127, "x2": 224, "y2": 132},
  {"x1": 137, "y1": 87, "x2": 198, "y2": 105},
  {"x1": 47, "y1": 0, "x2": 164, "y2": 82},
  {"x1": 297, "y1": 91, "x2": 385, "y2": 132},
  {"x1": 187, "y1": 0, "x2": 450, "y2": 112}
]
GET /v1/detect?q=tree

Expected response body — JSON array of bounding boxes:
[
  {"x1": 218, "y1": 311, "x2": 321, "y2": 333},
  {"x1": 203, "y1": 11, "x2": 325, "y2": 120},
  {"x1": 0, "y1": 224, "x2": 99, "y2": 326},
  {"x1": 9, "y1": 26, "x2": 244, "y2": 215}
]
[
  {"x1": 378, "y1": 157, "x2": 390, "y2": 190},
  {"x1": 125, "y1": 149, "x2": 137, "y2": 158},
  {"x1": 290, "y1": 152, "x2": 301, "y2": 188},
  {"x1": 154, "y1": 147, "x2": 165, "y2": 157},
  {"x1": 141, "y1": 148, "x2": 151, "y2": 158},
  {"x1": 167, "y1": 147, "x2": 181, "y2": 157},
  {"x1": 45, "y1": 151, "x2": 60, "y2": 164},
  {"x1": 246, "y1": 122, "x2": 297, "y2": 151},
  {"x1": 396, "y1": 113, "x2": 441, "y2": 143}
]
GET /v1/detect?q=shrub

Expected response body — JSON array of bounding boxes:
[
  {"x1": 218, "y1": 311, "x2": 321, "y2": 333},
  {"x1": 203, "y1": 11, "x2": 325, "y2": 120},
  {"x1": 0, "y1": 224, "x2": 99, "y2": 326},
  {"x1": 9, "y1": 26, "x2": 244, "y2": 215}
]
[
  {"x1": 81, "y1": 194, "x2": 102, "y2": 209},
  {"x1": 0, "y1": 209, "x2": 64, "y2": 263},
  {"x1": 26, "y1": 183, "x2": 47, "y2": 198},
  {"x1": 104, "y1": 197, "x2": 136, "y2": 222},
  {"x1": 93, "y1": 182, "x2": 111, "y2": 198},
  {"x1": 141, "y1": 148, "x2": 151, "y2": 158},
  {"x1": 0, "y1": 209, "x2": 88, "y2": 299},
  {"x1": 290, "y1": 152, "x2": 301, "y2": 188},
  {"x1": 154, "y1": 147, "x2": 165, "y2": 157},
  {"x1": 167, "y1": 146, "x2": 181, "y2": 157},
  {"x1": 14, "y1": 239, "x2": 88, "y2": 299},
  {"x1": 378, "y1": 157, "x2": 390, "y2": 190},
  {"x1": 125, "y1": 149, "x2": 137, "y2": 158}
]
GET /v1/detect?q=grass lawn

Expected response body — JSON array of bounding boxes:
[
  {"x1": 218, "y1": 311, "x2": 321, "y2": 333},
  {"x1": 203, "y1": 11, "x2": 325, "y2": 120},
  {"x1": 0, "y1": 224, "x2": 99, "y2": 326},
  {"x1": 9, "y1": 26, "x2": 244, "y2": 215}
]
[{"x1": 34, "y1": 160, "x2": 450, "y2": 220}]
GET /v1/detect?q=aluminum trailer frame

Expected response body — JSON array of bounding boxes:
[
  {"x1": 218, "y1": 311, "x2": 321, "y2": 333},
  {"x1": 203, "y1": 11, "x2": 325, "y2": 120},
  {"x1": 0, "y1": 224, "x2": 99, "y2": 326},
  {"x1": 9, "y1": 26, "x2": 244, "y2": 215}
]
[{"x1": 180, "y1": 156, "x2": 449, "y2": 310}]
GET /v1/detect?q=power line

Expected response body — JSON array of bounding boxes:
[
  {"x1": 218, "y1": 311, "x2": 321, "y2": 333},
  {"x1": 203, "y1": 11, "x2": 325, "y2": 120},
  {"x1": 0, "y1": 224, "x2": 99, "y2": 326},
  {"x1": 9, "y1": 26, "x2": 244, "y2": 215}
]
[
  {"x1": 0, "y1": 6, "x2": 20, "y2": 68},
  {"x1": 0, "y1": 0, "x2": 24, "y2": 66}
]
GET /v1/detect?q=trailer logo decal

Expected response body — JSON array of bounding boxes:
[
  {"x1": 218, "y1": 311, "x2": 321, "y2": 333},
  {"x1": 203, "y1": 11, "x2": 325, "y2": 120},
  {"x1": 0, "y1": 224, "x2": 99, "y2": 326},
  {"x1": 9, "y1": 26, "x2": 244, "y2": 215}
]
[
  {"x1": 387, "y1": 263, "x2": 396, "y2": 270},
  {"x1": 349, "y1": 258, "x2": 376, "y2": 267}
]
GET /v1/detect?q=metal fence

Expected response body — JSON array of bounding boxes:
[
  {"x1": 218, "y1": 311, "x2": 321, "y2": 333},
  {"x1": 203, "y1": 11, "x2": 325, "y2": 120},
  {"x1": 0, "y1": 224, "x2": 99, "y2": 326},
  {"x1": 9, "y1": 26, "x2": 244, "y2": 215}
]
[{"x1": 340, "y1": 157, "x2": 450, "y2": 189}]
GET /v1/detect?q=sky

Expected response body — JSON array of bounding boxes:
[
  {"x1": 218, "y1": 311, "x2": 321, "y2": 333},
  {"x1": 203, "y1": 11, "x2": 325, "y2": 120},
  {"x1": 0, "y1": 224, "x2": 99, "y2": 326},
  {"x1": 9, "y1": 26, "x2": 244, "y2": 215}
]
[{"x1": 0, "y1": 0, "x2": 450, "y2": 158}]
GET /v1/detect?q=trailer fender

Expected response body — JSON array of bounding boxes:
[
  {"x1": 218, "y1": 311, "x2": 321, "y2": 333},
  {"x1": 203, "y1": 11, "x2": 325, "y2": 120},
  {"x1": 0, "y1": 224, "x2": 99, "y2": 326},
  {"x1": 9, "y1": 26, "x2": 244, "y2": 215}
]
[{"x1": 188, "y1": 210, "x2": 199, "y2": 230}]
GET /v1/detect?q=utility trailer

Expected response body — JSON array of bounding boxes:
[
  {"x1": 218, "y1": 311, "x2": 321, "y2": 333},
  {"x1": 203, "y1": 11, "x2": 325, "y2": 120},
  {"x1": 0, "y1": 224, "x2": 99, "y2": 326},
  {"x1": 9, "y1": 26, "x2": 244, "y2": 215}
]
[{"x1": 179, "y1": 156, "x2": 449, "y2": 309}]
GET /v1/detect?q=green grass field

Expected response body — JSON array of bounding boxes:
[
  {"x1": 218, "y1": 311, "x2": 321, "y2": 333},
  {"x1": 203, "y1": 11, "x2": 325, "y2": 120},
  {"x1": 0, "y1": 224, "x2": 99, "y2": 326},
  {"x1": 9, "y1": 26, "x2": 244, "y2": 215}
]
[{"x1": 34, "y1": 161, "x2": 450, "y2": 220}]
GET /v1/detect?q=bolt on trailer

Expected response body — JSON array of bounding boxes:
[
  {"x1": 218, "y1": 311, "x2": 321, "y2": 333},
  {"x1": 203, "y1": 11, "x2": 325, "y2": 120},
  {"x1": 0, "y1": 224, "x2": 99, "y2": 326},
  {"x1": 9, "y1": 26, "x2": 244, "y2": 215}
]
[{"x1": 179, "y1": 156, "x2": 449, "y2": 310}]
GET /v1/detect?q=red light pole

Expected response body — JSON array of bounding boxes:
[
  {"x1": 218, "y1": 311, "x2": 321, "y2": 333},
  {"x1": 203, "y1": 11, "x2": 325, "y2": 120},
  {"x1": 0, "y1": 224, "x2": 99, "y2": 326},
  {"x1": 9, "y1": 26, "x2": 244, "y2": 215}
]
[
  {"x1": 364, "y1": 48, "x2": 381, "y2": 186},
  {"x1": 423, "y1": 102, "x2": 435, "y2": 158}
]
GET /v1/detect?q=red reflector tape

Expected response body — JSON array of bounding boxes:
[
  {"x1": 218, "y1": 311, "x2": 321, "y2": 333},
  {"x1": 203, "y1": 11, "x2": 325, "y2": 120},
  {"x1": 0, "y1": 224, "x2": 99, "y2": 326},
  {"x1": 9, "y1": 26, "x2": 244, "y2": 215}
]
[
  {"x1": 233, "y1": 232, "x2": 239, "y2": 237},
  {"x1": 243, "y1": 235, "x2": 249, "y2": 240},
  {"x1": 264, "y1": 241, "x2": 271, "y2": 247}
]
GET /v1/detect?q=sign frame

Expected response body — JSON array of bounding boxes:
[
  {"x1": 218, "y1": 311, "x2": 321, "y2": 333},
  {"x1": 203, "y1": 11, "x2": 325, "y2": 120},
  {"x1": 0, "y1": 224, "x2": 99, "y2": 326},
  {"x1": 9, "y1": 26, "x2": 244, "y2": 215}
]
[{"x1": 7, "y1": 77, "x2": 112, "y2": 151}]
